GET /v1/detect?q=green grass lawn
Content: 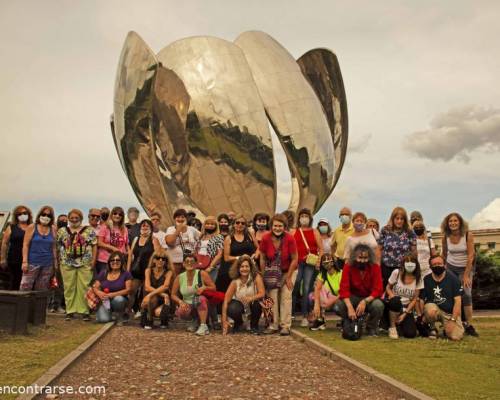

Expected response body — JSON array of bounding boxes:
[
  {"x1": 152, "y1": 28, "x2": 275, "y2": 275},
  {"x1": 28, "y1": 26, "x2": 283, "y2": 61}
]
[
  {"x1": 0, "y1": 315, "x2": 103, "y2": 400},
  {"x1": 299, "y1": 318, "x2": 500, "y2": 400}
]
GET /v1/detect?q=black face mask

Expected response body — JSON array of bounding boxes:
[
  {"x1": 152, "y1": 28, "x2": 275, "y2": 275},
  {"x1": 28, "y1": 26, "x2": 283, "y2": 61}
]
[
  {"x1": 430, "y1": 265, "x2": 445, "y2": 276},
  {"x1": 355, "y1": 261, "x2": 368, "y2": 270},
  {"x1": 101, "y1": 213, "x2": 109, "y2": 221},
  {"x1": 219, "y1": 224, "x2": 229, "y2": 232},
  {"x1": 414, "y1": 227, "x2": 425, "y2": 236},
  {"x1": 205, "y1": 227, "x2": 216, "y2": 234},
  {"x1": 57, "y1": 221, "x2": 68, "y2": 229},
  {"x1": 256, "y1": 223, "x2": 267, "y2": 231}
]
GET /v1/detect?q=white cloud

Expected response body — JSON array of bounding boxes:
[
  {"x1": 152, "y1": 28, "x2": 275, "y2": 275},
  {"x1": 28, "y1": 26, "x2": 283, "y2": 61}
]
[
  {"x1": 403, "y1": 105, "x2": 500, "y2": 162},
  {"x1": 470, "y1": 198, "x2": 500, "y2": 229},
  {"x1": 348, "y1": 133, "x2": 372, "y2": 153}
]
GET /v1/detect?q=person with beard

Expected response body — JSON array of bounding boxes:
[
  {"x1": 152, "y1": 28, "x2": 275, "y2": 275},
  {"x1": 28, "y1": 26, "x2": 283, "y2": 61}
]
[
  {"x1": 1, "y1": 205, "x2": 33, "y2": 290},
  {"x1": 337, "y1": 244, "x2": 384, "y2": 337},
  {"x1": 422, "y1": 255, "x2": 464, "y2": 341},
  {"x1": 217, "y1": 214, "x2": 231, "y2": 238},
  {"x1": 259, "y1": 213, "x2": 298, "y2": 335},
  {"x1": 20, "y1": 206, "x2": 58, "y2": 291},
  {"x1": 57, "y1": 209, "x2": 97, "y2": 321}
]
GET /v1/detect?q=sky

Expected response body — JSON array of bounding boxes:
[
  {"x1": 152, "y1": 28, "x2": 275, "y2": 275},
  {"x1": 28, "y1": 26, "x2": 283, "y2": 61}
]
[{"x1": 0, "y1": 0, "x2": 499, "y2": 230}]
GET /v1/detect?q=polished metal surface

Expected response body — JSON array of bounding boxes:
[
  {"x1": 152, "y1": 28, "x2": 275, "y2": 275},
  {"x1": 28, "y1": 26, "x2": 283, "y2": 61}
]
[
  {"x1": 112, "y1": 31, "x2": 348, "y2": 221},
  {"x1": 297, "y1": 48, "x2": 348, "y2": 193},
  {"x1": 235, "y1": 31, "x2": 335, "y2": 214}
]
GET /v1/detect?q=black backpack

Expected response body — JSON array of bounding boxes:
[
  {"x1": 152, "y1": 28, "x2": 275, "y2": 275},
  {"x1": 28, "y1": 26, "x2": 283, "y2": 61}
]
[{"x1": 342, "y1": 315, "x2": 365, "y2": 341}]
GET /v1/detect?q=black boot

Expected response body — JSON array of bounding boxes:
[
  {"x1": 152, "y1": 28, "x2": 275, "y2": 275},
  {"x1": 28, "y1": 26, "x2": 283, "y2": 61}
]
[
  {"x1": 160, "y1": 305, "x2": 169, "y2": 329},
  {"x1": 140, "y1": 310, "x2": 148, "y2": 328}
]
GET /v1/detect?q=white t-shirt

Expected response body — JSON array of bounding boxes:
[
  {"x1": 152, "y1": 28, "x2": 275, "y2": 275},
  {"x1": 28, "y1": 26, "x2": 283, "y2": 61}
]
[
  {"x1": 153, "y1": 230, "x2": 167, "y2": 249},
  {"x1": 343, "y1": 230, "x2": 378, "y2": 260},
  {"x1": 165, "y1": 225, "x2": 201, "y2": 263},
  {"x1": 416, "y1": 236, "x2": 434, "y2": 276},
  {"x1": 388, "y1": 269, "x2": 424, "y2": 306},
  {"x1": 322, "y1": 237, "x2": 332, "y2": 255}
]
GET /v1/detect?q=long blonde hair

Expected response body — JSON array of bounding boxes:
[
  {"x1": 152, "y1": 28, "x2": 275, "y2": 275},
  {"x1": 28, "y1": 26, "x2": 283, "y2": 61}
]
[{"x1": 229, "y1": 254, "x2": 259, "y2": 281}]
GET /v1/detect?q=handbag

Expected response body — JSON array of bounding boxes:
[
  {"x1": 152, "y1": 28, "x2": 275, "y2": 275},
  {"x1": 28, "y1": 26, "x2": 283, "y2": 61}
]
[
  {"x1": 85, "y1": 287, "x2": 101, "y2": 311},
  {"x1": 263, "y1": 241, "x2": 283, "y2": 290},
  {"x1": 299, "y1": 228, "x2": 319, "y2": 266},
  {"x1": 259, "y1": 295, "x2": 275, "y2": 325},
  {"x1": 201, "y1": 289, "x2": 225, "y2": 304},
  {"x1": 195, "y1": 239, "x2": 211, "y2": 269}
]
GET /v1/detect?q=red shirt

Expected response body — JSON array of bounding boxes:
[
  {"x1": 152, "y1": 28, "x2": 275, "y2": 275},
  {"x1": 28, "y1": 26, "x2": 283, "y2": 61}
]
[
  {"x1": 259, "y1": 232, "x2": 297, "y2": 272},
  {"x1": 339, "y1": 263, "x2": 383, "y2": 299},
  {"x1": 293, "y1": 228, "x2": 319, "y2": 262}
]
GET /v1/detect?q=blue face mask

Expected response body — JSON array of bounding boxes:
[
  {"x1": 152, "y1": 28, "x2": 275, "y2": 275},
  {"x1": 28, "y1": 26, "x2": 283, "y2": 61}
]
[
  {"x1": 318, "y1": 226, "x2": 329, "y2": 234},
  {"x1": 340, "y1": 215, "x2": 351, "y2": 225}
]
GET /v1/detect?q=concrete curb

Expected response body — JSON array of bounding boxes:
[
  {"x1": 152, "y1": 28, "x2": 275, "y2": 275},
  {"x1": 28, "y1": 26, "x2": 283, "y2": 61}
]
[
  {"x1": 16, "y1": 322, "x2": 114, "y2": 400},
  {"x1": 291, "y1": 329, "x2": 434, "y2": 400}
]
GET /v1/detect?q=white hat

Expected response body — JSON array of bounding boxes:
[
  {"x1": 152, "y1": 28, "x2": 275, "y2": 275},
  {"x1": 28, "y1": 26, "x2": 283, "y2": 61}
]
[{"x1": 318, "y1": 218, "x2": 330, "y2": 225}]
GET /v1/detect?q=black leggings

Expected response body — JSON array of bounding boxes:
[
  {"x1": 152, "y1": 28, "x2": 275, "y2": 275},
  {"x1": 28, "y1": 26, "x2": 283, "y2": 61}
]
[
  {"x1": 227, "y1": 299, "x2": 262, "y2": 329},
  {"x1": 387, "y1": 296, "x2": 417, "y2": 338}
]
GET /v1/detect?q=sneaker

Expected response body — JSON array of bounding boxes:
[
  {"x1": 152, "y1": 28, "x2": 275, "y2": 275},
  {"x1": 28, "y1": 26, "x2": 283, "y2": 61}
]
[
  {"x1": 388, "y1": 327, "x2": 399, "y2": 339},
  {"x1": 428, "y1": 329, "x2": 437, "y2": 340},
  {"x1": 187, "y1": 321, "x2": 198, "y2": 333},
  {"x1": 82, "y1": 314, "x2": 90, "y2": 322},
  {"x1": 300, "y1": 318, "x2": 309, "y2": 328},
  {"x1": 465, "y1": 324, "x2": 479, "y2": 337},
  {"x1": 160, "y1": 323, "x2": 168, "y2": 329},
  {"x1": 49, "y1": 308, "x2": 57, "y2": 313},
  {"x1": 263, "y1": 327, "x2": 278, "y2": 335},
  {"x1": 65, "y1": 313, "x2": 74, "y2": 321},
  {"x1": 56, "y1": 307, "x2": 66, "y2": 314},
  {"x1": 134, "y1": 311, "x2": 142, "y2": 319},
  {"x1": 310, "y1": 319, "x2": 326, "y2": 331},
  {"x1": 195, "y1": 324, "x2": 210, "y2": 336},
  {"x1": 144, "y1": 324, "x2": 153, "y2": 330},
  {"x1": 366, "y1": 327, "x2": 378, "y2": 337},
  {"x1": 279, "y1": 327, "x2": 290, "y2": 336}
]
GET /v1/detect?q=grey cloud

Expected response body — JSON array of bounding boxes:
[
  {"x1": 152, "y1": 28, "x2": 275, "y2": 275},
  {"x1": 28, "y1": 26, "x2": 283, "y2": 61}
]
[{"x1": 403, "y1": 105, "x2": 500, "y2": 162}]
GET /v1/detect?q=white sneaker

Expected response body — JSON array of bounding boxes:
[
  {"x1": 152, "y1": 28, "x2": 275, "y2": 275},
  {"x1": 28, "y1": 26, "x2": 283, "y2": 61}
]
[
  {"x1": 134, "y1": 311, "x2": 142, "y2": 319},
  {"x1": 195, "y1": 323, "x2": 209, "y2": 336},
  {"x1": 300, "y1": 318, "x2": 309, "y2": 328},
  {"x1": 187, "y1": 321, "x2": 198, "y2": 332},
  {"x1": 389, "y1": 327, "x2": 399, "y2": 339},
  {"x1": 144, "y1": 325, "x2": 153, "y2": 330}
]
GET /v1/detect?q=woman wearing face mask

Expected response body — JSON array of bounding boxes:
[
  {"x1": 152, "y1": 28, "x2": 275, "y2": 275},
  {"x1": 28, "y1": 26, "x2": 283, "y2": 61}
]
[
  {"x1": 222, "y1": 255, "x2": 266, "y2": 335},
  {"x1": 126, "y1": 219, "x2": 160, "y2": 318},
  {"x1": 56, "y1": 209, "x2": 97, "y2": 321},
  {"x1": 165, "y1": 208, "x2": 201, "y2": 275},
  {"x1": 366, "y1": 218, "x2": 380, "y2": 238},
  {"x1": 317, "y1": 218, "x2": 332, "y2": 256},
  {"x1": 441, "y1": 212, "x2": 477, "y2": 337},
  {"x1": 337, "y1": 244, "x2": 384, "y2": 337},
  {"x1": 413, "y1": 220, "x2": 436, "y2": 277},
  {"x1": 378, "y1": 207, "x2": 417, "y2": 286},
  {"x1": 385, "y1": 254, "x2": 423, "y2": 339},
  {"x1": 259, "y1": 214, "x2": 298, "y2": 335},
  {"x1": 309, "y1": 253, "x2": 342, "y2": 331},
  {"x1": 217, "y1": 215, "x2": 258, "y2": 294},
  {"x1": 96, "y1": 207, "x2": 129, "y2": 276},
  {"x1": 344, "y1": 212, "x2": 381, "y2": 264},
  {"x1": 217, "y1": 214, "x2": 231, "y2": 238},
  {"x1": 252, "y1": 213, "x2": 270, "y2": 244},
  {"x1": 20, "y1": 206, "x2": 58, "y2": 291},
  {"x1": 171, "y1": 251, "x2": 216, "y2": 335},
  {"x1": 93, "y1": 252, "x2": 132, "y2": 325},
  {"x1": 0, "y1": 205, "x2": 33, "y2": 290},
  {"x1": 292, "y1": 208, "x2": 323, "y2": 328}
]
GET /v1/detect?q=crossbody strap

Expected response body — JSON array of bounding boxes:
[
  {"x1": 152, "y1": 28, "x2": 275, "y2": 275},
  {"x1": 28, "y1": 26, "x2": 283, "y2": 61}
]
[{"x1": 299, "y1": 228, "x2": 311, "y2": 253}]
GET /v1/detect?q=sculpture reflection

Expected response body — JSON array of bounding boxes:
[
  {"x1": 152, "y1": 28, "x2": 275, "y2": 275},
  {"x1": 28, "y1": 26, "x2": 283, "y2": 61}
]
[{"x1": 112, "y1": 31, "x2": 348, "y2": 225}]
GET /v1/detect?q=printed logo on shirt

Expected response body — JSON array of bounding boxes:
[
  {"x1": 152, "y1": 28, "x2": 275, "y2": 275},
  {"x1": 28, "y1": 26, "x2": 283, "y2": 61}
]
[{"x1": 432, "y1": 285, "x2": 446, "y2": 306}]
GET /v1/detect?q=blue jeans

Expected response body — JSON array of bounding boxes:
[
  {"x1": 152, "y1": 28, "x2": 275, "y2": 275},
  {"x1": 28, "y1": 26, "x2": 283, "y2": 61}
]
[
  {"x1": 293, "y1": 262, "x2": 316, "y2": 317},
  {"x1": 96, "y1": 295, "x2": 128, "y2": 323}
]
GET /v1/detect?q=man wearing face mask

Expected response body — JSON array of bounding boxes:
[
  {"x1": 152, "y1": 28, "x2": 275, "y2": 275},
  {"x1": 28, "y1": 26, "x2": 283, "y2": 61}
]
[
  {"x1": 421, "y1": 255, "x2": 464, "y2": 341},
  {"x1": 330, "y1": 207, "x2": 354, "y2": 270},
  {"x1": 338, "y1": 244, "x2": 384, "y2": 337}
]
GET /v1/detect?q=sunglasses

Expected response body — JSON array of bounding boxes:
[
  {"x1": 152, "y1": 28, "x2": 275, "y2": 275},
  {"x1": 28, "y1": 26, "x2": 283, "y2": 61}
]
[
  {"x1": 17, "y1": 211, "x2": 28, "y2": 216},
  {"x1": 40, "y1": 213, "x2": 52, "y2": 218},
  {"x1": 110, "y1": 259, "x2": 121, "y2": 264},
  {"x1": 235, "y1": 221, "x2": 246, "y2": 225},
  {"x1": 89, "y1": 214, "x2": 100, "y2": 219},
  {"x1": 113, "y1": 212, "x2": 124, "y2": 217},
  {"x1": 155, "y1": 256, "x2": 168, "y2": 261}
]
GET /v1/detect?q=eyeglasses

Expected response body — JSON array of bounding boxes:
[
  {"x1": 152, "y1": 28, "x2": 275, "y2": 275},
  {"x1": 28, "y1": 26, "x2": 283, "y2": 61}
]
[
  {"x1": 89, "y1": 214, "x2": 100, "y2": 219},
  {"x1": 40, "y1": 213, "x2": 52, "y2": 218},
  {"x1": 155, "y1": 256, "x2": 168, "y2": 261},
  {"x1": 235, "y1": 221, "x2": 246, "y2": 225},
  {"x1": 110, "y1": 259, "x2": 121, "y2": 264}
]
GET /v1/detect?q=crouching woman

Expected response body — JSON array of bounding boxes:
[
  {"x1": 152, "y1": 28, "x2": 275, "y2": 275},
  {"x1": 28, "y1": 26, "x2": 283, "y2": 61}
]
[
  {"x1": 93, "y1": 251, "x2": 131, "y2": 325},
  {"x1": 222, "y1": 255, "x2": 265, "y2": 335}
]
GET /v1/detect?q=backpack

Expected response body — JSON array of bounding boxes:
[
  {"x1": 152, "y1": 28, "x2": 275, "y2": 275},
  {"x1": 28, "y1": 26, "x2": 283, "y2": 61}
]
[{"x1": 342, "y1": 315, "x2": 365, "y2": 341}]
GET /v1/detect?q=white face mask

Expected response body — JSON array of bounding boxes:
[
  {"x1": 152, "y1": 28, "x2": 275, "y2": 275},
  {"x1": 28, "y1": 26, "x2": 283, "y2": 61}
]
[
  {"x1": 39, "y1": 216, "x2": 51, "y2": 225},
  {"x1": 17, "y1": 214, "x2": 29, "y2": 223},
  {"x1": 299, "y1": 216, "x2": 310, "y2": 227},
  {"x1": 404, "y1": 262, "x2": 416, "y2": 273},
  {"x1": 340, "y1": 215, "x2": 351, "y2": 225},
  {"x1": 69, "y1": 221, "x2": 81, "y2": 229}
]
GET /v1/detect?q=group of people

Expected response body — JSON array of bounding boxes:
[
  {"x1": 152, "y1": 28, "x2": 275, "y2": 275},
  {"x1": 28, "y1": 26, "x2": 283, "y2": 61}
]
[{"x1": 0, "y1": 204, "x2": 478, "y2": 340}]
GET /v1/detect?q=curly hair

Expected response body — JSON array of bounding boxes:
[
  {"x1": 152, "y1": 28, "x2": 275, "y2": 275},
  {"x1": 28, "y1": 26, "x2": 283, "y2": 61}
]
[
  {"x1": 229, "y1": 254, "x2": 259, "y2": 281},
  {"x1": 348, "y1": 243, "x2": 376, "y2": 266},
  {"x1": 441, "y1": 212, "x2": 468, "y2": 237}
]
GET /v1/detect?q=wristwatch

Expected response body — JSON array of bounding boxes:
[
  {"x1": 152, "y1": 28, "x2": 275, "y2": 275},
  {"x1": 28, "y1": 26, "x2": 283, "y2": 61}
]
[{"x1": 450, "y1": 317, "x2": 456, "y2": 322}]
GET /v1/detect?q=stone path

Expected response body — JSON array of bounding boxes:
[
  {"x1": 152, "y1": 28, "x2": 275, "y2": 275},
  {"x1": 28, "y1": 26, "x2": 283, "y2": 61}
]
[{"x1": 47, "y1": 323, "x2": 399, "y2": 400}]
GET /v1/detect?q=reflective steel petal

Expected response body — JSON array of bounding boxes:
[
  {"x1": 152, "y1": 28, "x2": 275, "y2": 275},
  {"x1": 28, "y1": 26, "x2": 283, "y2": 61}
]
[
  {"x1": 297, "y1": 48, "x2": 348, "y2": 192},
  {"x1": 235, "y1": 31, "x2": 335, "y2": 214},
  {"x1": 156, "y1": 36, "x2": 276, "y2": 219}
]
